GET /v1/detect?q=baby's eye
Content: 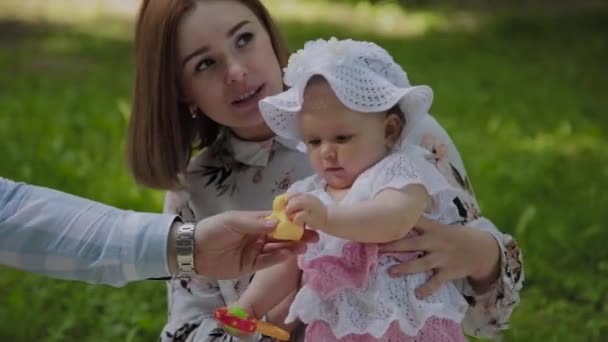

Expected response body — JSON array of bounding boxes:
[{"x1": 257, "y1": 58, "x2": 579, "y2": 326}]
[
  {"x1": 335, "y1": 135, "x2": 353, "y2": 143},
  {"x1": 307, "y1": 139, "x2": 321, "y2": 147}
]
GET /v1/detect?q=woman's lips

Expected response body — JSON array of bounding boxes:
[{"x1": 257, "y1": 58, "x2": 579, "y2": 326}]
[{"x1": 231, "y1": 84, "x2": 265, "y2": 110}]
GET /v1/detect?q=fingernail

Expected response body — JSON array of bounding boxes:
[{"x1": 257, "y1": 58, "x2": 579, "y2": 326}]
[{"x1": 264, "y1": 219, "x2": 278, "y2": 228}]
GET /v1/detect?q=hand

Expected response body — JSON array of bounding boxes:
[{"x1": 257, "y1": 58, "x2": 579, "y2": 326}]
[
  {"x1": 285, "y1": 193, "x2": 328, "y2": 231},
  {"x1": 229, "y1": 299, "x2": 257, "y2": 319},
  {"x1": 190, "y1": 210, "x2": 318, "y2": 279},
  {"x1": 379, "y1": 216, "x2": 500, "y2": 299}
]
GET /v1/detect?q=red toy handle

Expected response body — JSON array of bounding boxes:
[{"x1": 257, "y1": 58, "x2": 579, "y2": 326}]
[{"x1": 214, "y1": 306, "x2": 290, "y2": 341}]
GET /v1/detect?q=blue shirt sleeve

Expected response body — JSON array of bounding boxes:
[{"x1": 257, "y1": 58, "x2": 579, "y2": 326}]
[{"x1": 0, "y1": 177, "x2": 176, "y2": 287}]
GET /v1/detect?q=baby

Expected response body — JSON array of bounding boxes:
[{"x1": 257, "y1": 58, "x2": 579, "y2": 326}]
[{"x1": 235, "y1": 38, "x2": 469, "y2": 341}]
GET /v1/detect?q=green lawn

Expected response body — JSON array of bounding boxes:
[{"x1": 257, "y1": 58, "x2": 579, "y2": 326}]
[{"x1": 1, "y1": 1, "x2": 606, "y2": 341}]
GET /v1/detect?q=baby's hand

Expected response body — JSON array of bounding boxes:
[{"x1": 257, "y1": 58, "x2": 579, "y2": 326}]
[
  {"x1": 229, "y1": 300, "x2": 258, "y2": 319},
  {"x1": 285, "y1": 193, "x2": 328, "y2": 230}
]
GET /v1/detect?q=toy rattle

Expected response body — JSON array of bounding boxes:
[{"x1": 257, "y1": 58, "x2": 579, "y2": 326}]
[
  {"x1": 266, "y1": 194, "x2": 303, "y2": 240},
  {"x1": 214, "y1": 306, "x2": 291, "y2": 341}
]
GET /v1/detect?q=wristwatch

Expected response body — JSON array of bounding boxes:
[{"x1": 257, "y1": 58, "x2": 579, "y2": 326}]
[{"x1": 175, "y1": 221, "x2": 197, "y2": 278}]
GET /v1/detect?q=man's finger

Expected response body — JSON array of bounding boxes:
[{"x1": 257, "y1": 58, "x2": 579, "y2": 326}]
[
  {"x1": 261, "y1": 242, "x2": 287, "y2": 253},
  {"x1": 264, "y1": 230, "x2": 319, "y2": 244},
  {"x1": 262, "y1": 242, "x2": 303, "y2": 253},
  {"x1": 301, "y1": 230, "x2": 319, "y2": 243},
  {"x1": 251, "y1": 210, "x2": 273, "y2": 219},
  {"x1": 227, "y1": 212, "x2": 278, "y2": 235},
  {"x1": 240, "y1": 239, "x2": 266, "y2": 274},
  {"x1": 415, "y1": 271, "x2": 447, "y2": 299},
  {"x1": 388, "y1": 254, "x2": 439, "y2": 277},
  {"x1": 231, "y1": 210, "x2": 273, "y2": 221},
  {"x1": 251, "y1": 249, "x2": 297, "y2": 272}
]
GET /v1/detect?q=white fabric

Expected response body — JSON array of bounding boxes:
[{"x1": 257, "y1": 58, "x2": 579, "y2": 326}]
[
  {"x1": 259, "y1": 38, "x2": 433, "y2": 148},
  {"x1": 285, "y1": 145, "x2": 469, "y2": 338},
  {"x1": 160, "y1": 114, "x2": 523, "y2": 341}
]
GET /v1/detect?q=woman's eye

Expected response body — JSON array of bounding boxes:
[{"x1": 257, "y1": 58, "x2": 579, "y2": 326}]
[
  {"x1": 236, "y1": 32, "x2": 254, "y2": 48},
  {"x1": 195, "y1": 58, "x2": 215, "y2": 72},
  {"x1": 336, "y1": 135, "x2": 353, "y2": 143}
]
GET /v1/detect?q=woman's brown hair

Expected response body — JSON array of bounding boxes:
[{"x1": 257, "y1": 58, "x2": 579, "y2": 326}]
[{"x1": 127, "y1": 0, "x2": 289, "y2": 190}]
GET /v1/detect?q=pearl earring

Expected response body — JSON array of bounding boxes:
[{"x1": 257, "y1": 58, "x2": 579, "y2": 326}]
[{"x1": 189, "y1": 106, "x2": 199, "y2": 119}]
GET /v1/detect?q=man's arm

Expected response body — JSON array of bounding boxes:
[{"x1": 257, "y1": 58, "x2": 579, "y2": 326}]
[{"x1": 0, "y1": 177, "x2": 175, "y2": 287}]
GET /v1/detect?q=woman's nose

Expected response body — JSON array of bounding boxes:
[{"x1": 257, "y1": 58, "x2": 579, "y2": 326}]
[{"x1": 226, "y1": 57, "x2": 248, "y2": 85}]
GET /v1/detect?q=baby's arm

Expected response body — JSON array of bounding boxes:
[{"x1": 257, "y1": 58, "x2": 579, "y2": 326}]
[
  {"x1": 288, "y1": 183, "x2": 428, "y2": 243},
  {"x1": 328, "y1": 184, "x2": 428, "y2": 242},
  {"x1": 233, "y1": 257, "x2": 300, "y2": 320}
]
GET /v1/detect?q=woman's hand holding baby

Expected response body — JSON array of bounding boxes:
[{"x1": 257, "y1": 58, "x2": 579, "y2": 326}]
[{"x1": 380, "y1": 216, "x2": 500, "y2": 298}]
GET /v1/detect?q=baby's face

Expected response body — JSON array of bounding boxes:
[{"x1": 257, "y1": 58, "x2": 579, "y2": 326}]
[{"x1": 299, "y1": 79, "x2": 390, "y2": 190}]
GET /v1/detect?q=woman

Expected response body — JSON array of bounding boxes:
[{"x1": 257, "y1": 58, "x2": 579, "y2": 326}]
[{"x1": 127, "y1": 1, "x2": 523, "y2": 341}]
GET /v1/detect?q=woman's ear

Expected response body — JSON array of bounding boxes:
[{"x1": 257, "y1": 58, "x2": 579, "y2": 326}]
[
  {"x1": 178, "y1": 88, "x2": 190, "y2": 104},
  {"x1": 178, "y1": 88, "x2": 198, "y2": 118},
  {"x1": 384, "y1": 113, "x2": 403, "y2": 149},
  {"x1": 177, "y1": 79, "x2": 192, "y2": 104}
]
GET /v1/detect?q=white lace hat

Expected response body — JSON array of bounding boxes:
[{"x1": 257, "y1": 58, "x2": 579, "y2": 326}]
[{"x1": 259, "y1": 37, "x2": 433, "y2": 147}]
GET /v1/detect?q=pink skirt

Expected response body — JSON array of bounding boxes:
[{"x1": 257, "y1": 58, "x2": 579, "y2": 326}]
[{"x1": 305, "y1": 317, "x2": 467, "y2": 342}]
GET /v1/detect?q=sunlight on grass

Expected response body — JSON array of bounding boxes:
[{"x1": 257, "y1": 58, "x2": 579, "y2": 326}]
[
  {"x1": 517, "y1": 126, "x2": 604, "y2": 156},
  {"x1": 268, "y1": 0, "x2": 432, "y2": 37},
  {"x1": 497, "y1": 119, "x2": 604, "y2": 156},
  {"x1": 0, "y1": 0, "x2": 135, "y2": 39},
  {"x1": 0, "y1": 0, "x2": 136, "y2": 21},
  {"x1": 266, "y1": 0, "x2": 484, "y2": 38},
  {"x1": 485, "y1": 113, "x2": 606, "y2": 158},
  {"x1": 0, "y1": 0, "x2": 484, "y2": 39}
]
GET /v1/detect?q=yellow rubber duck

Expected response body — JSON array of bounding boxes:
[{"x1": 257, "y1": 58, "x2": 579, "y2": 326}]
[{"x1": 265, "y1": 194, "x2": 304, "y2": 241}]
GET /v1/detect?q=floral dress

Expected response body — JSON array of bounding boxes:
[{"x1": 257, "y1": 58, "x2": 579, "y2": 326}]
[{"x1": 159, "y1": 114, "x2": 524, "y2": 342}]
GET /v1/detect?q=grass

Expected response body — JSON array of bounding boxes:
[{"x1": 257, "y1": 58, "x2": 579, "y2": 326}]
[{"x1": 0, "y1": 1, "x2": 607, "y2": 340}]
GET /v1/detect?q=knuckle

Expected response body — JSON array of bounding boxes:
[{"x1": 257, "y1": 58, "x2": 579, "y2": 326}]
[
  {"x1": 431, "y1": 271, "x2": 446, "y2": 284},
  {"x1": 420, "y1": 258, "x2": 433, "y2": 269},
  {"x1": 388, "y1": 241, "x2": 405, "y2": 252}
]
